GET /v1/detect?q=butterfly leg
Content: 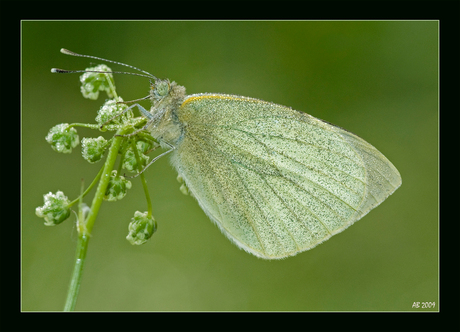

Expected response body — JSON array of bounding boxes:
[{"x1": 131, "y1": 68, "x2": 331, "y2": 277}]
[
  {"x1": 125, "y1": 140, "x2": 176, "y2": 178},
  {"x1": 114, "y1": 104, "x2": 164, "y2": 138}
]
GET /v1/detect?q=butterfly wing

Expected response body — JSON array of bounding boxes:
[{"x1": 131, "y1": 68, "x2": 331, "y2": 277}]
[{"x1": 170, "y1": 94, "x2": 401, "y2": 259}]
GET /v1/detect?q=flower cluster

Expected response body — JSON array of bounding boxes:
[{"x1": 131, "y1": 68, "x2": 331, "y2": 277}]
[
  {"x1": 126, "y1": 211, "x2": 157, "y2": 245},
  {"x1": 80, "y1": 64, "x2": 115, "y2": 100},
  {"x1": 38, "y1": 63, "x2": 160, "y2": 246},
  {"x1": 46, "y1": 123, "x2": 79, "y2": 153},
  {"x1": 35, "y1": 191, "x2": 71, "y2": 226}
]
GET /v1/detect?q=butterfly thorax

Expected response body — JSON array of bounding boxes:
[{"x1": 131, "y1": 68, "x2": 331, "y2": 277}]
[{"x1": 148, "y1": 80, "x2": 186, "y2": 146}]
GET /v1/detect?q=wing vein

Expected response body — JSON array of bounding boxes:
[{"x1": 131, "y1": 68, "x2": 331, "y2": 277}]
[
  {"x1": 237, "y1": 129, "x2": 363, "y2": 213},
  {"x1": 191, "y1": 128, "x2": 357, "y2": 230},
  {"x1": 188, "y1": 132, "x2": 268, "y2": 253},
  {"x1": 229, "y1": 160, "x2": 286, "y2": 253},
  {"x1": 258, "y1": 174, "x2": 301, "y2": 250},
  {"x1": 197, "y1": 120, "x2": 365, "y2": 174}
]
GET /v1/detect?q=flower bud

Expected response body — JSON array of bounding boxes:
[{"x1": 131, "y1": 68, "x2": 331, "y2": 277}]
[
  {"x1": 126, "y1": 211, "x2": 157, "y2": 245},
  {"x1": 80, "y1": 65, "x2": 115, "y2": 100},
  {"x1": 81, "y1": 136, "x2": 108, "y2": 163},
  {"x1": 104, "y1": 170, "x2": 132, "y2": 201},
  {"x1": 35, "y1": 191, "x2": 71, "y2": 226},
  {"x1": 95, "y1": 97, "x2": 131, "y2": 128},
  {"x1": 122, "y1": 141, "x2": 151, "y2": 172},
  {"x1": 136, "y1": 140, "x2": 154, "y2": 154},
  {"x1": 46, "y1": 123, "x2": 79, "y2": 153}
]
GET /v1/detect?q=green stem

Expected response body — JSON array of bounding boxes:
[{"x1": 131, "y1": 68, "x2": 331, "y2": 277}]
[
  {"x1": 63, "y1": 127, "x2": 129, "y2": 311},
  {"x1": 63, "y1": 234, "x2": 89, "y2": 311},
  {"x1": 67, "y1": 123, "x2": 103, "y2": 130},
  {"x1": 84, "y1": 129, "x2": 127, "y2": 235},
  {"x1": 68, "y1": 167, "x2": 105, "y2": 208},
  {"x1": 106, "y1": 74, "x2": 118, "y2": 99},
  {"x1": 131, "y1": 141, "x2": 153, "y2": 217}
]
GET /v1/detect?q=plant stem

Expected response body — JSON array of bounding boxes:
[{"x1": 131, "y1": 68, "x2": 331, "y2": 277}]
[
  {"x1": 84, "y1": 129, "x2": 127, "y2": 235},
  {"x1": 68, "y1": 167, "x2": 104, "y2": 208},
  {"x1": 131, "y1": 141, "x2": 153, "y2": 217},
  {"x1": 63, "y1": 127, "x2": 129, "y2": 311},
  {"x1": 63, "y1": 233, "x2": 89, "y2": 311}
]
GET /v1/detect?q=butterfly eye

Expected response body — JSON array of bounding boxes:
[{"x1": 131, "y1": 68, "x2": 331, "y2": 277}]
[{"x1": 154, "y1": 80, "x2": 170, "y2": 100}]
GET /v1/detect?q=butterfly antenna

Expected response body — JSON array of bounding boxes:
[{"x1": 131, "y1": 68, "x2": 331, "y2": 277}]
[
  {"x1": 53, "y1": 48, "x2": 158, "y2": 80},
  {"x1": 51, "y1": 68, "x2": 155, "y2": 79}
]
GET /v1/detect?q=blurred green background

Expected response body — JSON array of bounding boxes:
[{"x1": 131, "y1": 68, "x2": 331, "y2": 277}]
[{"x1": 22, "y1": 21, "x2": 438, "y2": 311}]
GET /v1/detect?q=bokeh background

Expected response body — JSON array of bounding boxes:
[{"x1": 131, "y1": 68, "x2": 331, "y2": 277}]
[{"x1": 22, "y1": 21, "x2": 438, "y2": 311}]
